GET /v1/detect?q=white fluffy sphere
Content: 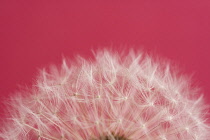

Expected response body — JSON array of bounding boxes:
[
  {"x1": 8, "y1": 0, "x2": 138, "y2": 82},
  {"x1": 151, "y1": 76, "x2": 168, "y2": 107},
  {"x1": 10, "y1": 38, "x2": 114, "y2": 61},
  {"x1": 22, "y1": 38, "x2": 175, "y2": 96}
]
[{"x1": 0, "y1": 50, "x2": 209, "y2": 140}]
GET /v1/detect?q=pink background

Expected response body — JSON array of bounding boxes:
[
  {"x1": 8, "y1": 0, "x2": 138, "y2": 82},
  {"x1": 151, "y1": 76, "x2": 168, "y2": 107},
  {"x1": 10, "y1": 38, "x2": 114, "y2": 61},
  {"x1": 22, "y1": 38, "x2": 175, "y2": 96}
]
[{"x1": 0, "y1": 0, "x2": 210, "y2": 114}]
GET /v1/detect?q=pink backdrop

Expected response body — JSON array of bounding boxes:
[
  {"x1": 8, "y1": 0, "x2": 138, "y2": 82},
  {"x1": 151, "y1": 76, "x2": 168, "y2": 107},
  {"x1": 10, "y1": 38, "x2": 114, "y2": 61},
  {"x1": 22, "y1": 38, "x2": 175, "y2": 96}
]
[{"x1": 0, "y1": 0, "x2": 210, "y2": 115}]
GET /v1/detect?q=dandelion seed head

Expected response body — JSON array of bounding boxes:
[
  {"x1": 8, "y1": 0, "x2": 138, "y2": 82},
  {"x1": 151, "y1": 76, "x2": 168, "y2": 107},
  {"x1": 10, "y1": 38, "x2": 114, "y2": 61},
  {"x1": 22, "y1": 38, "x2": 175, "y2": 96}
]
[{"x1": 0, "y1": 49, "x2": 209, "y2": 140}]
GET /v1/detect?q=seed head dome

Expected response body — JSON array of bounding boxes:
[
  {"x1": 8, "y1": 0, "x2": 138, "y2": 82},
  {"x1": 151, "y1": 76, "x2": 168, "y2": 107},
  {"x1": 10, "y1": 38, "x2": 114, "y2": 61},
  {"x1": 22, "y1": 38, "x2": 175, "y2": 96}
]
[{"x1": 0, "y1": 50, "x2": 209, "y2": 140}]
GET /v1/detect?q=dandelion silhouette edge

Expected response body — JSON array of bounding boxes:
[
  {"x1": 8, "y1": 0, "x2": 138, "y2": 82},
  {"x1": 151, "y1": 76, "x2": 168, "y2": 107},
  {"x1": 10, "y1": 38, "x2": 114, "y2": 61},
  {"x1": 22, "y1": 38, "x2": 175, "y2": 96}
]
[{"x1": 0, "y1": 49, "x2": 209, "y2": 140}]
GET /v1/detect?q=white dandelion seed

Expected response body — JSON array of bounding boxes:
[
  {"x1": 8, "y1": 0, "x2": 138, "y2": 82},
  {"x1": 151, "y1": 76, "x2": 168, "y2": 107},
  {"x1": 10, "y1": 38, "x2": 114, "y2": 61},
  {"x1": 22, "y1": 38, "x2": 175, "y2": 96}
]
[{"x1": 0, "y1": 49, "x2": 209, "y2": 140}]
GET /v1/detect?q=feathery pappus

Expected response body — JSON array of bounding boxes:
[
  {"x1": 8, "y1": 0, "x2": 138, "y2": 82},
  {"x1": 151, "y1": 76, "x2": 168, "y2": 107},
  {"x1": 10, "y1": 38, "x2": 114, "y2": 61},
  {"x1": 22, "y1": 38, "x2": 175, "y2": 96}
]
[{"x1": 0, "y1": 49, "x2": 209, "y2": 140}]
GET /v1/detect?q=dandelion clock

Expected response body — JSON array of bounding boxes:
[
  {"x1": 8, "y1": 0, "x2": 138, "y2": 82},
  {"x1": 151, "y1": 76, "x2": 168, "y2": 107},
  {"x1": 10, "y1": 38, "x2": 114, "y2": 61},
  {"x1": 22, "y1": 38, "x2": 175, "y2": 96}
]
[{"x1": 0, "y1": 50, "x2": 209, "y2": 140}]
